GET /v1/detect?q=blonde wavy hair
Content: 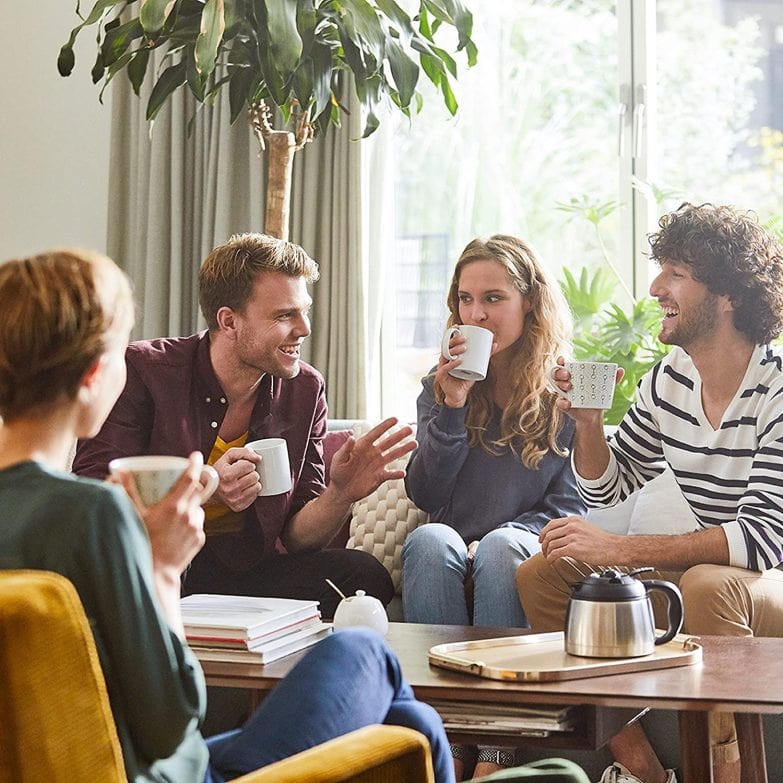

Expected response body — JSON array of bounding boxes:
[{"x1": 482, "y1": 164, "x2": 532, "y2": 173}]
[{"x1": 435, "y1": 235, "x2": 572, "y2": 468}]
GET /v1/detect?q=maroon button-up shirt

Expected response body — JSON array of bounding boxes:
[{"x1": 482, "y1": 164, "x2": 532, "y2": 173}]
[{"x1": 73, "y1": 331, "x2": 328, "y2": 569}]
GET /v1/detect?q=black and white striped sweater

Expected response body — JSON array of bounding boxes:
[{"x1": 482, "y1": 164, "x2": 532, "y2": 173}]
[{"x1": 577, "y1": 345, "x2": 783, "y2": 571}]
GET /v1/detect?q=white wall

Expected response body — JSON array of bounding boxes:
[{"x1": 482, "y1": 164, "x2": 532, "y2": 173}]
[{"x1": 0, "y1": 2, "x2": 111, "y2": 259}]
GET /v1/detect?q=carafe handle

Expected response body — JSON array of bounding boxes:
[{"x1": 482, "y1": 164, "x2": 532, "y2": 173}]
[{"x1": 643, "y1": 579, "x2": 684, "y2": 645}]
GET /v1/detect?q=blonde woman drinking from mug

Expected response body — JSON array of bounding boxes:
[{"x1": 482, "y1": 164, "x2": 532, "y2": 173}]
[{"x1": 402, "y1": 235, "x2": 587, "y2": 780}]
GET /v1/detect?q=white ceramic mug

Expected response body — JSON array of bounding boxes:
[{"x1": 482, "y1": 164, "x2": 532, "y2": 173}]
[
  {"x1": 245, "y1": 437, "x2": 293, "y2": 496},
  {"x1": 548, "y1": 360, "x2": 618, "y2": 409},
  {"x1": 441, "y1": 324, "x2": 493, "y2": 381},
  {"x1": 108, "y1": 455, "x2": 219, "y2": 505}
]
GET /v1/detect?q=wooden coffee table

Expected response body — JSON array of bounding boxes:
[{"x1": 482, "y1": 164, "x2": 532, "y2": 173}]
[{"x1": 199, "y1": 623, "x2": 783, "y2": 783}]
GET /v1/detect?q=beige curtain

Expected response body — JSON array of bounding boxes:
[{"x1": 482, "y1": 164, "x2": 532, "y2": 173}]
[
  {"x1": 107, "y1": 74, "x2": 373, "y2": 418},
  {"x1": 290, "y1": 105, "x2": 365, "y2": 417}
]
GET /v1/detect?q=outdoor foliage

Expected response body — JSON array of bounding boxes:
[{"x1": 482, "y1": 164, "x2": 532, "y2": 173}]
[
  {"x1": 58, "y1": 0, "x2": 478, "y2": 137},
  {"x1": 557, "y1": 194, "x2": 668, "y2": 425},
  {"x1": 560, "y1": 266, "x2": 668, "y2": 425}
]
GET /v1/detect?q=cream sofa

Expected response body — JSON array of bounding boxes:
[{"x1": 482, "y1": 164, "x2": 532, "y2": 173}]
[{"x1": 345, "y1": 421, "x2": 696, "y2": 620}]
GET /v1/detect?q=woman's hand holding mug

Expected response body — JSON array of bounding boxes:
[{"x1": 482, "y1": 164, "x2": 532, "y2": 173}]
[{"x1": 438, "y1": 325, "x2": 495, "y2": 408}]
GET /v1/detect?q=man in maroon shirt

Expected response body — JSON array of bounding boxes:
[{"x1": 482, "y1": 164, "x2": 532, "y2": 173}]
[{"x1": 74, "y1": 233, "x2": 412, "y2": 616}]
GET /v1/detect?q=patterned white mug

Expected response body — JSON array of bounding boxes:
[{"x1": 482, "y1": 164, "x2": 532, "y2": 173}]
[{"x1": 548, "y1": 360, "x2": 618, "y2": 409}]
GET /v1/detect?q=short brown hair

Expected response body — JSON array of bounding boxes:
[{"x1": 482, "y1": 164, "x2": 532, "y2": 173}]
[
  {"x1": 0, "y1": 249, "x2": 134, "y2": 421},
  {"x1": 648, "y1": 203, "x2": 783, "y2": 344},
  {"x1": 198, "y1": 233, "x2": 320, "y2": 330}
]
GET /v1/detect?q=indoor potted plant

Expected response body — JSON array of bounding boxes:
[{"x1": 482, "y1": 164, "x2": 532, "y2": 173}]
[{"x1": 58, "y1": 0, "x2": 478, "y2": 239}]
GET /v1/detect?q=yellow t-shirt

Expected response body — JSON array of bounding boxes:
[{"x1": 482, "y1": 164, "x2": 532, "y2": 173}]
[{"x1": 204, "y1": 432, "x2": 248, "y2": 535}]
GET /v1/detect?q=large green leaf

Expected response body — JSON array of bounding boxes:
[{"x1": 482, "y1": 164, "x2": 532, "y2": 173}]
[
  {"x1": 264, "y1": 0, "x2": 302, "y2": 74},
  {"x1": 362, "y1": 109, "x2": 380, "y2": 137},
  {"x1": 427, "y1": 43, "x2": 457, "y2": 78},
  {"x1": 167, "y1": 7, "x2": 203, "y2": 46},
  {"x1": 439, "y1": 70, "x2": 457, "y2": 114},
  {"x1": 341, "y1": 0, "x2": 385, "y2": 64},
  {"x1": 146, "y1": 59, "x2": 188, "y2": 120},
  {"x1": 229, "y1": 68, "x2": 258, "y2": 121},
  {"x1": 128, "y1": 49, "x2": 151, "y2": 95},
  {"x1": 353, "y1": 69, "x2": 383, "y2": 135},
  {"x1": 296, "y1": 0, "x2": 318, "y2": 50},
  {"x1": 334, "y1": 16, "x2": 368, "y2": 83},
  {"x1": 292, "y1": 41, "x2": 333, "y2": 117},
  {"x1": 195, "y1": 0, "x2": 226, "y2": 77},
  {"x1": 375, "y1": 0, "x2": 414, "y2": 45},
  {"x1": 257, "y1": 42, "x2": 288, "y2": 106},
  {"x1": 417, "y1": 51, "x2": 445, "y2": 87},
  {"x1": 186, "y1": 44, "x2": 208, "y2": 99},
  {"x1": 101, "y1": 19, "x2": 145, "y2": 67},
  {"x1": 98, "y1": 50, "x2": 134, "y2": 101},
  {"x1": 91, "y1": 50, "x2": 105, "y2": 84},
  {"x1": 223, "y1": 0, "x2": 246, "y2": 37},
  {"x1": 227, "y1": 37, "x2": 258, "y2": 119},
  {"x1": 140, "y1": 0, "x2": 176, "y2": 35},
  {"x1": 424, "y1": 0, "x2": 473, "y2": 53},
  {"x1": 58, "y1": 0, "x2": 126, "y2": 76},
  {"x1": 386, "y1": 39, "x2": 418, "y2": 108}
]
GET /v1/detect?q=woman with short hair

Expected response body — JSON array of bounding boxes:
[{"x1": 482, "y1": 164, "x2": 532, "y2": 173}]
[{"x1": 0, "y1": 248, "x2": 454, "y2": 783}]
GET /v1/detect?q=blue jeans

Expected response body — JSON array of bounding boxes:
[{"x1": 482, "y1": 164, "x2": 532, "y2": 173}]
[
  {"x1": 205, "y1": 628, "x2": 454, "y2": 783},
  {"x1": 402, "y1": 523, "x2": 540, "y2": 627}
]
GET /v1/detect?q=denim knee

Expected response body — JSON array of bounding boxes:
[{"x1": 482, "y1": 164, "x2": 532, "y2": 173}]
[
  {"x1": 402, "y1": 523, "x2": 465, "y2": 568},
  {"x1": 323, "y1": 626, "x2": 388, "y2": 656},
  {"x1": 474, "y1": 527, "x2": 540, "y2": 566}
]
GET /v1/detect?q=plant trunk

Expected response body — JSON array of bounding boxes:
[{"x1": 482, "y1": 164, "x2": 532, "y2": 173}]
[{"x1": 265, "y1": 130, "x2": 297, "y2": 241}]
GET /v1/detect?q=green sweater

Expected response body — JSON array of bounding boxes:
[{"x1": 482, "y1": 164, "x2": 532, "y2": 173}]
[{"x1": 0, "y1": 461, "x2": 209, "y2": 782}]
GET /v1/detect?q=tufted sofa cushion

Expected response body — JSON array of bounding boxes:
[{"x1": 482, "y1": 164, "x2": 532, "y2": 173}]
[{"x1": 346, "y1": 422, "x2": 428, "y2": 593}]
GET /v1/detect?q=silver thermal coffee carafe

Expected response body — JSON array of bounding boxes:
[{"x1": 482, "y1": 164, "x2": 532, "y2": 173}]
[{"x1": 564, "y1": 568, "x2": 683, "y2": 658}]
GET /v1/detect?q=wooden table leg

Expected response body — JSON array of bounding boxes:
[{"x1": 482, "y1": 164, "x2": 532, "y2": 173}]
[
  {"x1": 735, "y1": 713, "x2": 767, "y2": 783},
  {"x1": 679, "y1": 710, "x2": 712, "y2": 783}
]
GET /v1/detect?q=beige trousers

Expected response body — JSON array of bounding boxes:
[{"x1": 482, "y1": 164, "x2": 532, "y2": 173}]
[{"x1": 515, "y1": 555, "x2": 783, "y2": 764}]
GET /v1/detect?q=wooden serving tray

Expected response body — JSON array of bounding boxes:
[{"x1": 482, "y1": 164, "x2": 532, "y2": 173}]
[{"x1": 429, "y1": 631, "x2": 702, "y2": 682}]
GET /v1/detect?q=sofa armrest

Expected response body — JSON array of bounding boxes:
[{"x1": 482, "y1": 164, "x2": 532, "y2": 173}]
[{"x1": 233, "y1": 724, "x2": 434, "y2": 783}]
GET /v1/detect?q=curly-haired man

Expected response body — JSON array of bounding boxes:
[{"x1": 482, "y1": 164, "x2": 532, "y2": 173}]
[{"x1": 517, "y1": 203, "x2": 783, "y2": 783}]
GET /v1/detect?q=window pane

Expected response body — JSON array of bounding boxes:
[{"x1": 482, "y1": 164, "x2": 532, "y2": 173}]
[
  {"x1": 389, "y1": 0, "x2": 620, "y2": 421},
  {"x1": 653, "y1": 1, "x2": 782, "y2": 224}
]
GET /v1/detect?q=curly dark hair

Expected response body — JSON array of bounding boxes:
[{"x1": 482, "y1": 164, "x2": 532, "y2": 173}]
[{"x1": 648, "y1": 202, "x2": 783, "y2": 344}]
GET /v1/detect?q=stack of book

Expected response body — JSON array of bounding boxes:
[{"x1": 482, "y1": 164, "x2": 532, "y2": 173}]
[{"x1": 181, "y1": 593, "x2": 331, "y2": 664}]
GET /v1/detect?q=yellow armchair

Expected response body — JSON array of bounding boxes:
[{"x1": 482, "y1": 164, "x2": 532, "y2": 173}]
[{"x1": 0, "y1": 570, "x2": 434, "y2": 783}]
